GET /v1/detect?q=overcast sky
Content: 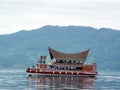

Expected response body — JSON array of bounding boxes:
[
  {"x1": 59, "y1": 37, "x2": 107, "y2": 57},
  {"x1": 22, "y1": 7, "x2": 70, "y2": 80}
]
[{"x1": 0, "y1": 0, "x2": 120, "y2": 34}]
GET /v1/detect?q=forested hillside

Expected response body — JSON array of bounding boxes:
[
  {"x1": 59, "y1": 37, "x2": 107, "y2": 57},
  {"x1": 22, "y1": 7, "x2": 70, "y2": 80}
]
[{"x1": 0, "y1": 25, "x2": 120, "y2": 71}]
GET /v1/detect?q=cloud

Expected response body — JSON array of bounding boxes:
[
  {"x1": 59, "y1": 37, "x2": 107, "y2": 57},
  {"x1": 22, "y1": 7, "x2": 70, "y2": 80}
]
[{"x1": 0, "y1": 0, "x2": 120, "y2": 34}]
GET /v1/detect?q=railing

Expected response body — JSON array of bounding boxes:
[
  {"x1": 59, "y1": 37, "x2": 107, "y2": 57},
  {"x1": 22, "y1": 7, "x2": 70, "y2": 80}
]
[{"x1": 52, "y1": 63, "x2": 83, "y2": 67}]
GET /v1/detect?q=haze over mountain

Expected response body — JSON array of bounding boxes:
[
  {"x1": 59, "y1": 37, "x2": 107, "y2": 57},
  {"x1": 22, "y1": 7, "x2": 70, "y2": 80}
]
[{"x1": 0, "y1": 25, "x2": 120, "y2": 71}]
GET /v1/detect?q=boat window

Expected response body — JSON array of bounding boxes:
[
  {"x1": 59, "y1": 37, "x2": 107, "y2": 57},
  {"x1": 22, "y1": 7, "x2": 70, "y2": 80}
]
[
  {"x1": 71, "y1": 60, "x2": 74, "y2": 64},
  {"x1": 68, "y1": 60, "x2": 71, "y2": 64},
  {"x1": 75, "y1": 60, "x2": 79, "y2": 64},
  {"x1": 62, "y1": 60, "x2": 66, "y2": 64},
  {"x1": 66, "y1": 60, "x2": 69, "y2": 64},
  {"x1": 53, "y1": 59, "x2": 56, "y2": 62},
  {"x1": 56, "y1": 59, "x2": 59, "y2": 63},
  {"x1": 60, "y1": 60, "x2": 63, "y2": 64},
  {"x1": 80, "y1": 60, "x2": 84, "y2": 64}
]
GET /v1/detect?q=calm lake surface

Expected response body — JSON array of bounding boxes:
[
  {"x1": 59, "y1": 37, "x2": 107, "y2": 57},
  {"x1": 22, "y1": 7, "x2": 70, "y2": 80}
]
[{"x1": 0, "y1": 69, "x2": 120, "y2": 90}]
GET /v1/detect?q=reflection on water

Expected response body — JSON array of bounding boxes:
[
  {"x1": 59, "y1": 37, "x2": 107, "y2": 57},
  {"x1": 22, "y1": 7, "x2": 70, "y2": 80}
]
[
  {"x1": 0, "y1": 70, "x2": 120, "y2": 90},
  {"x1": 27, "y1": 76, "x2": 96, "y2": 90}
]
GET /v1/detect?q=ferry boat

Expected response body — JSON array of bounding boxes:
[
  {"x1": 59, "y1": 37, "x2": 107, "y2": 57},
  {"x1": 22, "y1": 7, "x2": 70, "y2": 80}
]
[{"x1": 26, "y1": 47, "x2": 98, "y2": 77}]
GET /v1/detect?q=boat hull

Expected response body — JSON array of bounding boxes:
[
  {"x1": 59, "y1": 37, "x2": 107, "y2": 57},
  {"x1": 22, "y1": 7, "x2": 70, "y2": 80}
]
[{"x1": 26, "y1": 69, "x2": 97, "y2": 77}]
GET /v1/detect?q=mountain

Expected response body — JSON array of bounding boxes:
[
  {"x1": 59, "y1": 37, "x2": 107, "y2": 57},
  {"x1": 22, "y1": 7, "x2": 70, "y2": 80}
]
[{"x1": 0, "y1": 25, "x2": 120, "y2": 71}]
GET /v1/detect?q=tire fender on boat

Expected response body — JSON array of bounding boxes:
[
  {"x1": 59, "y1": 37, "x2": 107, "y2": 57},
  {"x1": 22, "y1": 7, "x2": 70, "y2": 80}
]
[
  {"x1": 53, "y1": 71, "x2": 54, "y2": 74},
  {"x1": 71, "y1": 72, "x2": 73, "y2": 74},
  {"x1": 30, "y1": 68, "x2": 31, "y2": 72},
  {"x1": 35, "y1": 69, "x2": 37, "y2": 73}
]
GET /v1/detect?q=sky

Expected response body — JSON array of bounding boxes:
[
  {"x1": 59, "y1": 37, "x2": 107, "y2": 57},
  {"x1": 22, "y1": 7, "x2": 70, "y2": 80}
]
[{"x1": 0, "y1": 0, "x2": 120, "y2": 34}]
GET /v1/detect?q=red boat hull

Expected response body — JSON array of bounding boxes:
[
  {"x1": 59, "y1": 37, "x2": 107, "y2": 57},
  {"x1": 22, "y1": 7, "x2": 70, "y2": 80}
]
[{"x1": 26, "y1": 68, "x2": 97, "y2": 77}]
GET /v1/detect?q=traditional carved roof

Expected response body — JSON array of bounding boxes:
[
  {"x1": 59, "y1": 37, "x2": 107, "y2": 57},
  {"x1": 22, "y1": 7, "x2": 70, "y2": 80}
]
[{"x1": 48, "y1": 47, "x2": 89, "y2": 61}]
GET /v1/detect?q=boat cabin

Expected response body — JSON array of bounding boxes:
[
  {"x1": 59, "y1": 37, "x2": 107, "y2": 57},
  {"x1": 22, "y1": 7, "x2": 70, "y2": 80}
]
[{"x1": 45, "y1": 47, "x2": 90, "y2": 71}]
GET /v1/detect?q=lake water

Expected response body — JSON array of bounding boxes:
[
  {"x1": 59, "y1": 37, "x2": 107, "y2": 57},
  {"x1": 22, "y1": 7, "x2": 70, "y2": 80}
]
[{"x1": 0, "y1": 69, "x2": 120, "y2": 90}]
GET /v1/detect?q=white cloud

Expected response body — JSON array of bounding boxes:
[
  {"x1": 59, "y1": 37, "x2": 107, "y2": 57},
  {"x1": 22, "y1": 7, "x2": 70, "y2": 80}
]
[{"x1": 0, "y1": 0, "x2": 120, "y2": 34}]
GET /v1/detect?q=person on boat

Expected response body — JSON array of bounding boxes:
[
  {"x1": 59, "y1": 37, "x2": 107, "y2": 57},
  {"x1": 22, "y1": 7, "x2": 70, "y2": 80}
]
[{"x1": 32, "y1": 65, "x2": 35, "y2": 68}]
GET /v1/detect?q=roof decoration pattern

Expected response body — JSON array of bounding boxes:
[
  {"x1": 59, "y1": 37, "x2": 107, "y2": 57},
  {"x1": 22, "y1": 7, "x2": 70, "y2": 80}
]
[{"x1": 48, "y1": 47, "x2": 89, "y2": 61}]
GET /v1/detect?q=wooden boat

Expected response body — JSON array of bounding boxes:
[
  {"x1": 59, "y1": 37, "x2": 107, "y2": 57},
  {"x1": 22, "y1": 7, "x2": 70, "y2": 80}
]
[{"x1": 26, "y1": 47, "x2": 97, "y2": 77}]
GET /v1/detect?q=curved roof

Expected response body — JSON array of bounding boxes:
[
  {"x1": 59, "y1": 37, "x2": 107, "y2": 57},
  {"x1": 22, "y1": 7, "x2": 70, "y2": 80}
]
[{"x1": 48, "y1": 47, "x2": 89, "y2": 61}]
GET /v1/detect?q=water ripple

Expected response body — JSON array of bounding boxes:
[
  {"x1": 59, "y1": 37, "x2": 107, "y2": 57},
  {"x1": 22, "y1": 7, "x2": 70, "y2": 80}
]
[{"x1": 0, "y1": 69, "x2": 120, "y2": 90}]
